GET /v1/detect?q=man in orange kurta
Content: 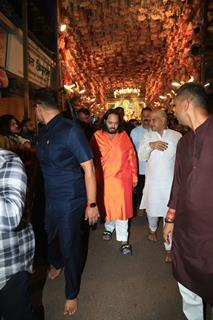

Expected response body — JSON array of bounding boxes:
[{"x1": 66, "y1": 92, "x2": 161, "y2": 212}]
[{"x1": 90, "y1": 109, "x2": 137, "y2": 255}]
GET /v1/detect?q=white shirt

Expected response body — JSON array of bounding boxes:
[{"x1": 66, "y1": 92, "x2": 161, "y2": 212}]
[
  {"x1": 138, "y1": 129, "x2": 182, "y2": 217},
  {"x1": 130, "y1": 125, "x2": 149, "y2": 175}
]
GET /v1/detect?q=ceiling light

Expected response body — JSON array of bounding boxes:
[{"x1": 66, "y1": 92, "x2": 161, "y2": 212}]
[
  {"x1": 114, "y1": 88, "x2": 140, "y2": 98},
  {"x1": 204, "y1": 83, "x2": 210, "y2": 87},
  {"x1": 64, "y1": 83, "x2": 75, "y2": 89},
  {"x1": 159, "y1": 95, "x2": 167, "y2": 100},
  {"x1": 64, "y1": 84, "x2": 75, "y2": 91},
  {"x1": 188, "y1": 75, "x2": 194, "y2": 82},
  {"x1": 171, "y1": 81, "x2": 181, "y2": 87},
  {"x1": 60, "y1": 24, "x2": 67, "y2": 32}
]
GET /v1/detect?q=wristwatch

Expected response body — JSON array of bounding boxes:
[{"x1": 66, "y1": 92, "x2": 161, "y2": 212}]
[{"x1": 87, "y1": 202, "x2": 97, "y2": 208}]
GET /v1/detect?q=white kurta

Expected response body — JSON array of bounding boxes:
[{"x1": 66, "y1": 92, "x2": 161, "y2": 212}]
[{"x1": 138, "y1": 129, "x2": 182, "y2": 217}]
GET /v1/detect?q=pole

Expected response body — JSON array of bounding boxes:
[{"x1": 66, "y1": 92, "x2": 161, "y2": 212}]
[{"x1": 22, "y1": 0, "x2": 30, "y2": 118}]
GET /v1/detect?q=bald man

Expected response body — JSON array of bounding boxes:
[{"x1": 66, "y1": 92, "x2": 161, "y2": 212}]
[{"x1": 138, "y1": 110, "x2": 181, "y2": 262}]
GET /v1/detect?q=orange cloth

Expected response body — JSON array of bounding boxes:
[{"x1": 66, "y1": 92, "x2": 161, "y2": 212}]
[{"x1": 90, "y1": 130, "x2": 138, "y2": 221}]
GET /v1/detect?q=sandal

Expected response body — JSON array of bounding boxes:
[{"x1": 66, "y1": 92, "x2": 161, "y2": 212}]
[
  {"x1": 120, "y1": 243, "x2": 132, "y2": 256},
  {"x1": 102, "y1": 230, "x2": 112, "y2": 241}
]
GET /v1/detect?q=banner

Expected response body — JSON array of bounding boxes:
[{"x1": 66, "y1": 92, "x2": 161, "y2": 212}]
[{"x1": 6, "y1": 33, "x2": 54, "y2": 87}]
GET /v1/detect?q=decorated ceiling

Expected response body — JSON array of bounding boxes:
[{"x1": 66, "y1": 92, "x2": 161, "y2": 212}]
[{"x1": 59, "y1": 0, "x2": 203, "y2": 111}]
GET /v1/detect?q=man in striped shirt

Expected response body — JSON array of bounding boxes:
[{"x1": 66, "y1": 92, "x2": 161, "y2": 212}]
[{"x1": 0, "y1": 148, "x2": 36, "y2": 320}]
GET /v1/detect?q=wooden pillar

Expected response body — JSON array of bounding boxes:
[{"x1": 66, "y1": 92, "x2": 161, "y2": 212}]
[{"x1": 22, "y1": 0, "x2": 29, "y2": 118}]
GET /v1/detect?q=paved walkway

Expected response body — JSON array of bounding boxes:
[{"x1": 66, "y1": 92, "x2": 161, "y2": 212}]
[{"x1": 40, "y1": 215, "x2": 186, "y2": 320}]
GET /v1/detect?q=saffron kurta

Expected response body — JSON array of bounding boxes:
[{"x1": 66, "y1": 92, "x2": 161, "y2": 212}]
[
  {"x1": 168, "y1": 115, "x2": 213, "y2": 306},
  {"x1": 90, "y1": 130, "x2": 137, "y2": 221},
  {"x1": 138, "y1": 129, "x2": 182, "y2": 217}
]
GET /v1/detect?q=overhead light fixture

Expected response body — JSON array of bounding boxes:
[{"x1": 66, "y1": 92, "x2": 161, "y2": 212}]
[
  {"x1": 204, "y1": 82, "x2": 210, "y2": 87},
  {"x1": 64, "y1": 84, "x2": 74, "y2": 92},
  {"x1": 159, "y1": 95, "x2": 167, "y2": 100},
  {"x1": 64, "y1": 83, "x2": 75, "y2": 89},
  {"x1": 60, "y1": 24, "x2": 67, "y2": 32},
  {"x1": 171, "y1": 81, "x2": 181, "y2": 87},
  {"x1": 114, "y1": 88, "x2": 140, "y2": 98},
  {"x1": 188, "y1": 75, "x2": 194, "y2": 82}
]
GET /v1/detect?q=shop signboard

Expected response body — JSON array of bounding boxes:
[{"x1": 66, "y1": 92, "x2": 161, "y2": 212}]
[{"x1": 6, "y1": 33, "x2": 53, "y2": 87}]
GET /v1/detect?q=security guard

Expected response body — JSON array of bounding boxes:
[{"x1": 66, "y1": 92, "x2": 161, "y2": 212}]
[{"x1": 34, "y1": 88, "x2": 99, "y2": 316}]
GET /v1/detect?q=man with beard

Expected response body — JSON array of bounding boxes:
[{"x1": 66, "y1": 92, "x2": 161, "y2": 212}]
[
  {"x1": 164, "y1": 83, "x2": 213, "y2": 319},
  {"x1": 77, "y1": 108, "x2": 95, "y2": 141},
  {"x1": 90, "y1": 109, "x2": 137, "y2": 256},
  {"x1": 130, "y1": 107, "x2": 151, "y2": 215},
  {"x1": 21, "y1": 118, "x2": 37, "y2": 145},
  {"x1": 33, "y1": 88, "x2": 99, "y2": 316}
]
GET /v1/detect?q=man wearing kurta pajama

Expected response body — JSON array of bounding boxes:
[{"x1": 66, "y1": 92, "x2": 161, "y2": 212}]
[
  {"x1": 130, "y1": 107, "x2": 151, "y2": 215},
  {"x1": 90, "y1": 109, "x2": 137, "y2": 255},
  {"x1": 164, "y1": 83, "x2": 213, "y2": 320},
  {"x1": 139, "y1": 110, "x2": 181, "y2": 262}
]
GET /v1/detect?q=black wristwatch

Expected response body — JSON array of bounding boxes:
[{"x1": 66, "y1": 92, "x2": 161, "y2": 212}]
[{"x1": 87, "y1": 202, "x2": 97, "y2": 208}]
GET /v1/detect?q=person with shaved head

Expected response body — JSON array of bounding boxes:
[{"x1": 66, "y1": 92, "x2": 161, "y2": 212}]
[
  {"x1": 164, "y1": 83, "x2": 213, "y2": 319},
  {"x1": 138, "y1": 109, "x2": 182, "y2": 262}
]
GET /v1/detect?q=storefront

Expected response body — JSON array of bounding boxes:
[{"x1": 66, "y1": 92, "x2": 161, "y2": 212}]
[{"x1": 0, "y1": 11, "x2": 55, "y2": 120}]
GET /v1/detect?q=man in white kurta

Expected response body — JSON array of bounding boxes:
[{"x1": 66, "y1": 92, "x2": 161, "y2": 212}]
[
  {"x1": 138, "y1": 110, "x2": 181, "y2": 262},
  {"x1": 130, "y1": 107, "x2": 151, "y2": 215}
]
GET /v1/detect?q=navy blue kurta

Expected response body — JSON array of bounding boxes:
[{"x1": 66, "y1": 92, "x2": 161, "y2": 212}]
[
  {"x1": 36, "y1": 114, "x2": 93, "y2": 299},
  {"x1": 37, "y1": 114, "x2": 93, "y2": 201}
]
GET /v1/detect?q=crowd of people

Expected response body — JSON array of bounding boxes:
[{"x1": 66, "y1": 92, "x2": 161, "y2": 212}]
[{"x1": 0, "y1": 82, "x2": 212, "y2": 320}]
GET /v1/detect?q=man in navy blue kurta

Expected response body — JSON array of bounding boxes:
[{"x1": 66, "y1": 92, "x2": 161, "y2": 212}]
[{"x1": 34, "y1": 89, "x2": 99, "y2": 316}]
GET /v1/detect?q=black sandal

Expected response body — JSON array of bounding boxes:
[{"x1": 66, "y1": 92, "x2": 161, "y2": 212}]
[
  {"x1": 102, "y1": 230, "x2": 112, "y2": 241},
  {"x1": 120, "y1": 243, "x2": 132, "y2": 256}
]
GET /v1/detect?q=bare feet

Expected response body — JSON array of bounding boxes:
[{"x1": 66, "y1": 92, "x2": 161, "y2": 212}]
[
  {"x1": 64, "y1": 298, "x2": 78, "y2": 316},
  {"x1": 48, "y1": 265, "x2": 63, "y2": 280},
  {"x1": 165, "y1": 251, "x2": 172, "y2": 263},
  {"x1": 147, "y1": 230, "x2": 157, "y2": 242}
]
